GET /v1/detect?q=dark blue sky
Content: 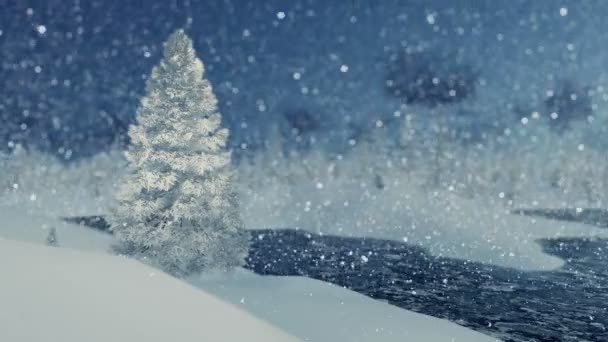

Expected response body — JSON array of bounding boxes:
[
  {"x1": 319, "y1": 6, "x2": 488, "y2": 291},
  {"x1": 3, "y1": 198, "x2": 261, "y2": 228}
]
[{"x1": 2, "y1": 0, "x2": 607, "y2": 159}]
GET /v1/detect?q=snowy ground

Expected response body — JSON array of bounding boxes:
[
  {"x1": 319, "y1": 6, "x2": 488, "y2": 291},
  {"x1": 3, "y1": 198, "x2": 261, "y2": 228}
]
[
  {"x1": 194, "y1": 270, "x2": 498, "y2": 342},
  {"x1": 0, "y1": 204, "x2": 500, "y2": 341},
  {"x1": 0, "y1": 205, "x2": 112, "y2": 252},
  {"x1": 0, "y1": 238, "x2": 298, "y2": 342}
]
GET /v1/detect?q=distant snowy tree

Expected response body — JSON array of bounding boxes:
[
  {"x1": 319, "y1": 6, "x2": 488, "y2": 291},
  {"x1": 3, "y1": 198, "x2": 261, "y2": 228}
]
[
  {"x1": 109, "y1": 29, "x2": 249, "y2": 277},
  {"x1": 46, "y1": 227, "x2": 58, "y2": 247},
  {"x1": 544, "y1": 79, "x2": 593, "y2": 131}
]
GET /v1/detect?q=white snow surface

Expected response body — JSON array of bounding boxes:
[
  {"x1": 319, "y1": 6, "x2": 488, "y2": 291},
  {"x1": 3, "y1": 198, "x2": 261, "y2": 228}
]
[
  {"x1": 0, "y1": 204, "x2": 501, "y2": 342},
  {"x1": 0, "y1": 205, "x2": 112, "y2": 252},
  {"x1": 0, "y1": 238, "x2": 298, "y2": 342},
  {"x1": 193, "y1": 270, "x2": 499, "y2": 342}
]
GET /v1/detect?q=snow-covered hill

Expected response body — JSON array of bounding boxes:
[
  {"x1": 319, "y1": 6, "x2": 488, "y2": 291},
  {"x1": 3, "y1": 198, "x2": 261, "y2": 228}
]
[
  {"x1": 0, "y1": 205, "x2": 499, "y2": 341},
  {"x1": 194, "y1": 270, "x2": 498, "y2": 342},
  {"x1": 0, "y1": 238, "x2": 299, "y2": 342}
]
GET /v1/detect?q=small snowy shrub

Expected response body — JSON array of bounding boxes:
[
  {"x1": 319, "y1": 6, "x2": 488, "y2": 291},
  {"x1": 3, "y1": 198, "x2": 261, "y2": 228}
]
[
  {"x1": 46, "y1": 227, "x2": 58, "y2": 247},
  {"x1": 109, "y1": 29, "x2": 249, "y2": 277}
]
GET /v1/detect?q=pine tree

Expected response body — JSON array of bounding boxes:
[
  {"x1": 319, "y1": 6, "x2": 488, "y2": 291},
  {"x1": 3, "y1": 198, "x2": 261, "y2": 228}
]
[
  {"x1": 109, "y1": 29, "x2": 249, "y2": 277},
  {"x1": 46, "y1": 227, "x2": 58, "y2": 247}
]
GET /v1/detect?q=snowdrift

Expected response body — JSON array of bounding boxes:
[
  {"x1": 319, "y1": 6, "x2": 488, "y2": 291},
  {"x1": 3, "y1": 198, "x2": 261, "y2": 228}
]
[
  {"x1": 0, "y1": 238, "x2": 298, "y2": 342},
  {"x1": 194, "y1": 270, "x2": 499, "y2": 342}
]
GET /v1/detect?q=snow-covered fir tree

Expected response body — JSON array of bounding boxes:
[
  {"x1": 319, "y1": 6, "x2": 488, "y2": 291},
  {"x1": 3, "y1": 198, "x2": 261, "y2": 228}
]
[
  {"x1": 46, "y1": 227, "x2": 58, "y2": 247},
  {"x1": 109, "y1": 29, "x2": 249, "y2": 277}
]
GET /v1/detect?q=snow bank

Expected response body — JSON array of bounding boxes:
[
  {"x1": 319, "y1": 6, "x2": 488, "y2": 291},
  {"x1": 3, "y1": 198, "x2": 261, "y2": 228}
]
[
  {"x1": 0, "y1": 238, "x2": 298, "y2": 342},
  {"x1": 193, "y1": 270, "x2": 499, "y2": 342},
  {"x1": 0, "y1": 205, "x2": 112, "y2": 252},
  {"x1": 239, "y1": 150, "x2": 608, "y2": 271}
]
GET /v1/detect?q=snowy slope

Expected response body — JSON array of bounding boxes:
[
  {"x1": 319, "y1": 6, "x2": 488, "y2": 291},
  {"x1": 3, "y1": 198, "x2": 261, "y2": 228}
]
[
  {"x1": 0, "y1": 206, "x2": 501, "y2": 341},
  {"x1": 194, "y1": 270, "x2": 499, "y2": 342},
  {"x1": 0, "y1": 238, "x2": 299, "y2": 342},
  {"x1": 0, "y1": 205, "x2": 112, "y2": 252}
]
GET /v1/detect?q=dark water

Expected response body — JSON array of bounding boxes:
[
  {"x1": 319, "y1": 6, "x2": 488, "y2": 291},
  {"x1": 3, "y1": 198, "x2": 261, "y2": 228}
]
[
  {"x1": 66, "y1": 215, "x2": 608, "y2": 342},
  {"x1": 246, "y1": 229, "x2": 608, "y2": 342}
]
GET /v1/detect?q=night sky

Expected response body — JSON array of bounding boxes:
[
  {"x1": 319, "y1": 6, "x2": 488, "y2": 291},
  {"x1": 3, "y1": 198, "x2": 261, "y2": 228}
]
[{"x1": 2, "y1": 0, "x2": 607, "y2": 159}]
